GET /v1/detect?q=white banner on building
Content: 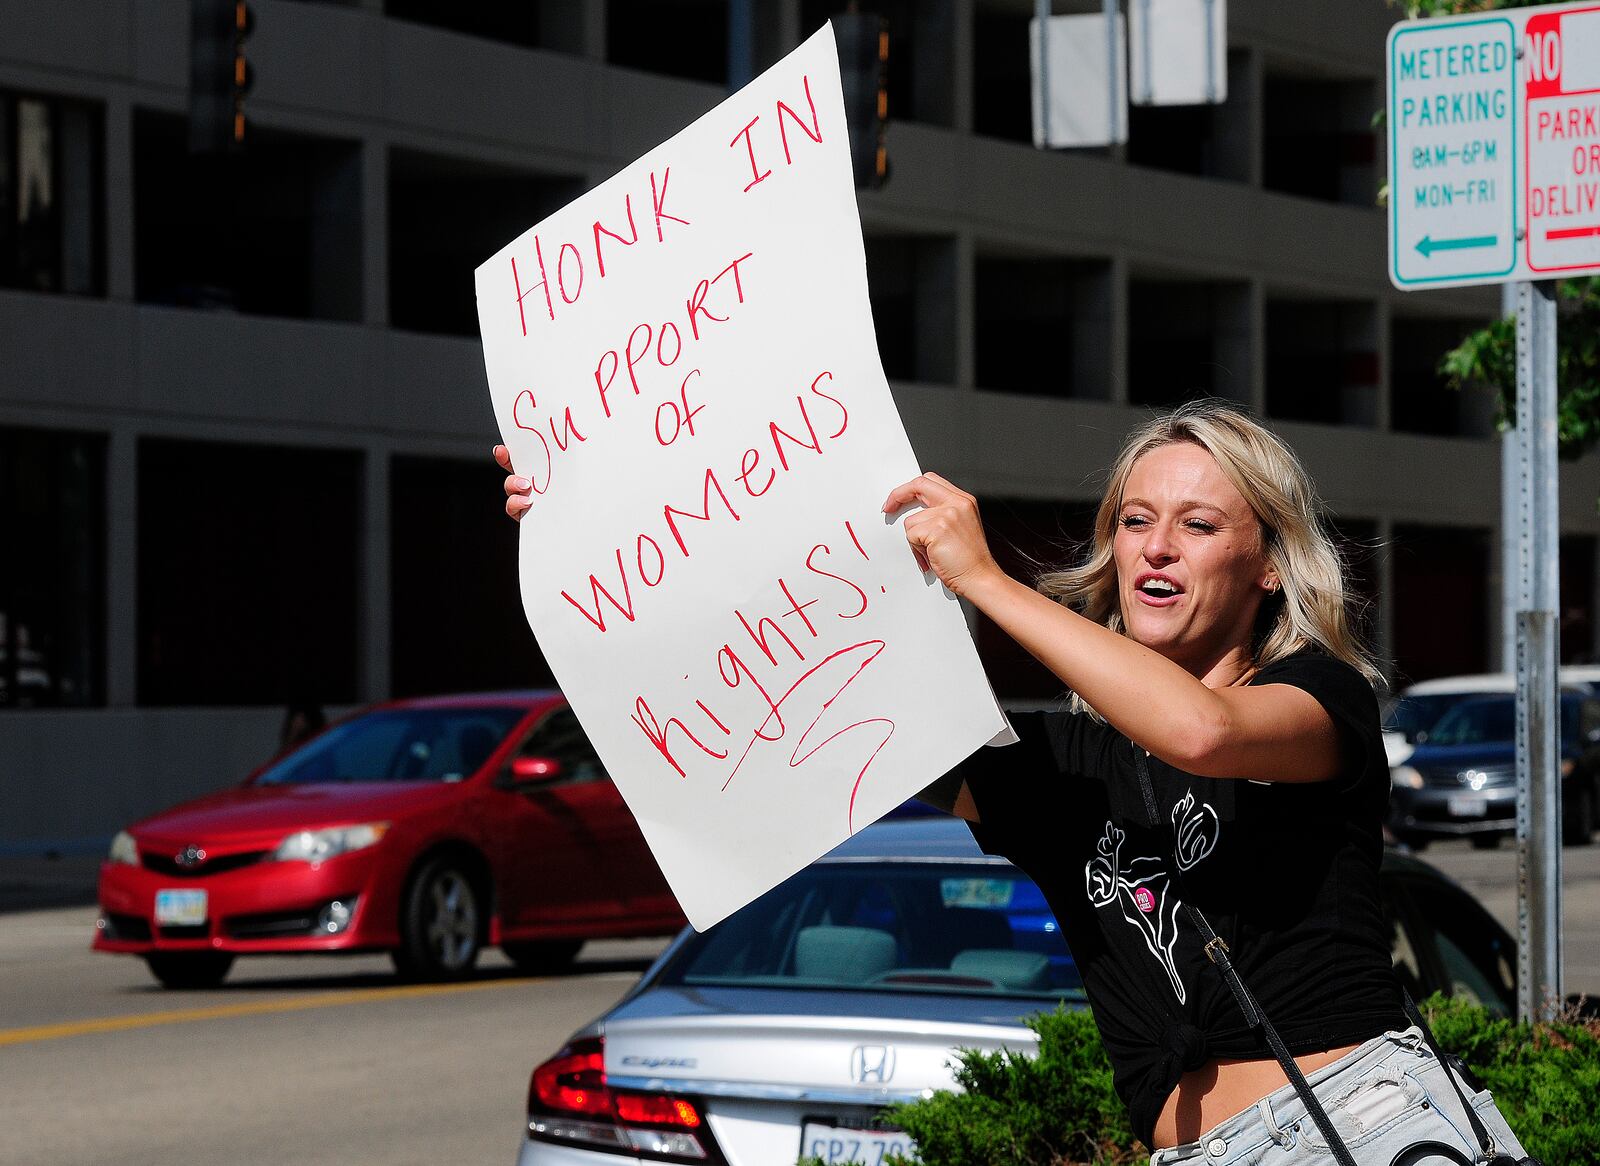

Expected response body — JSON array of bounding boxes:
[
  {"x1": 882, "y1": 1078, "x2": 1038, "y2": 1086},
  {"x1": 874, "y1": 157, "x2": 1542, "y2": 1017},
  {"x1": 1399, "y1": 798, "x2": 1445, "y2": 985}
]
[
  {"x1": 1130, "y1": 0, "x2": 1227, "y2": 107},
  {"x1": 474, "y1": 25, "x2": 1010, "y2": 931},
  {"x1": 1031, "y1": 12, "x2": 1130, "y2": 148}
]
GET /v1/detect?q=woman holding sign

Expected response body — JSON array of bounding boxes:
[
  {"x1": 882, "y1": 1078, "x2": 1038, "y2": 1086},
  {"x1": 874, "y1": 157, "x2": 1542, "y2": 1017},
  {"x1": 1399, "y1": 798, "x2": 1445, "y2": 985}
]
[{"x1": 497, "y1": 402, "x2": 1531, "y2": 1164}]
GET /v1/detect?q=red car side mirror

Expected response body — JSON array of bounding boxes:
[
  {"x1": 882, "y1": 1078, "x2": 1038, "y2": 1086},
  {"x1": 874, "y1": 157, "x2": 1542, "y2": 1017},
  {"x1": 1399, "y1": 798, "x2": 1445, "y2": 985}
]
[{"x1": 507, "y1": 756, "x2": 563, "y2": 784}]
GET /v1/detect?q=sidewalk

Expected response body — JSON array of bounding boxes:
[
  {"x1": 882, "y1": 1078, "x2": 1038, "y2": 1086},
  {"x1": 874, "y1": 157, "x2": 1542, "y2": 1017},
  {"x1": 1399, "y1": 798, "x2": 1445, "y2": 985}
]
[{"x1": 0, "y1": 854, "x2": 101, "y2": 913}]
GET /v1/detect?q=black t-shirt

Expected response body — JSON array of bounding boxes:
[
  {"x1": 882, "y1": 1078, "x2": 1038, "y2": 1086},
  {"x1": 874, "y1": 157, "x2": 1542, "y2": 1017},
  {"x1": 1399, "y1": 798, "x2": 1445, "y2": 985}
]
[{"x1": 961, "y1": 650, "x2": 1406, "y2": 1150}]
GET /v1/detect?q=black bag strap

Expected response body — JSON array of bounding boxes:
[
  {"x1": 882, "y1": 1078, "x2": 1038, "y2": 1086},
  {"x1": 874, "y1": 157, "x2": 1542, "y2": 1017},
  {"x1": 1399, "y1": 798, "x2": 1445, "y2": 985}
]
[{"x1": 1129, "y1": 743, "x2": 1530, "y2": 1166}]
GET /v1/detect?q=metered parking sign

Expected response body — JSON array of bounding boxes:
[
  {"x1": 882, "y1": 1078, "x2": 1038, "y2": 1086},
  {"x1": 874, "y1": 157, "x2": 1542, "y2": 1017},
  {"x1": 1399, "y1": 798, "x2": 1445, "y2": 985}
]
[{"x1": 1388, "y1": 16, "x2": 1518, "y2": 288}]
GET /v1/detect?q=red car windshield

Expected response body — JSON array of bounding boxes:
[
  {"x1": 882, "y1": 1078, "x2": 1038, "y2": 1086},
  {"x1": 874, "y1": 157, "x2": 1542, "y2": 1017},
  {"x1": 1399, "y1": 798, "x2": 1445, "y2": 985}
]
[{"x1": 255, "y1": 706, "x2": 525, "y2": 785}]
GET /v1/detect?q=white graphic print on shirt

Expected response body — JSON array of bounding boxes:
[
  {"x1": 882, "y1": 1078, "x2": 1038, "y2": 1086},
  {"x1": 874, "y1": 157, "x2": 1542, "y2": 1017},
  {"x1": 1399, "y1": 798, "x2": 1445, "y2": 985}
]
[{"x1": 1084, "y1": 790, "x2": 1220, "y2": 1003}]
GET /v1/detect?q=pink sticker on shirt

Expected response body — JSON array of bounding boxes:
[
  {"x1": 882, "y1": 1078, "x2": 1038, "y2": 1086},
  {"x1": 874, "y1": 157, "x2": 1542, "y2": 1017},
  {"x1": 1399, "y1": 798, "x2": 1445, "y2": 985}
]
[{"x1": 1133, "y1": 887, "x2": 1156, "y2": 914}]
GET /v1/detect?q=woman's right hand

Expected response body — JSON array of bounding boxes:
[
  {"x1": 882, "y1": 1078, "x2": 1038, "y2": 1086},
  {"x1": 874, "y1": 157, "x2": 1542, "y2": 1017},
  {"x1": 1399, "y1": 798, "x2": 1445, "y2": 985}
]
[{"x1": 494, "y1": 444, "x2": 533, "y2": 522}]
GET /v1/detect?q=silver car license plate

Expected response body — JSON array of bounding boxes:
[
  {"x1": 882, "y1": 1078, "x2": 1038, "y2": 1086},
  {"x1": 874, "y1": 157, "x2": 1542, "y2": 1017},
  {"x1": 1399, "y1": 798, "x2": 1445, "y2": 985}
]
[
  {"x1": 799, "y1": 1121, "x2": 915, "y2": 1166},
  {"x1": 1447, "y1": 795, "x2": 1488, "y2": 818}
]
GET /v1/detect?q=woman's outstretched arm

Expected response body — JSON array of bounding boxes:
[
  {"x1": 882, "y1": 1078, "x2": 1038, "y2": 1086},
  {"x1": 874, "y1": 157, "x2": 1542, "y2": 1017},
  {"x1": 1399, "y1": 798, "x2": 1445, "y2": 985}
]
[{"x1": 882, "y1": 473, "x2": 1341, "y2": 783}]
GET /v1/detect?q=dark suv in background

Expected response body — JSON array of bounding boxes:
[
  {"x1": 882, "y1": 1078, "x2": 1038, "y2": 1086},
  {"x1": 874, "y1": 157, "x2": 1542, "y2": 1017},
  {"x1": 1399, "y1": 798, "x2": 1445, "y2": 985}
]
[{"x1": 1389, "y1": 692, "x2": 1600, "y2": 849}]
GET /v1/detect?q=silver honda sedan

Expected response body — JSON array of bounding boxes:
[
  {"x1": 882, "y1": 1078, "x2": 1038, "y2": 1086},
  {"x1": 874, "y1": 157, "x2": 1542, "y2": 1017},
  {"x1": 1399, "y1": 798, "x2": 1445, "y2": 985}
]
[
  {"x1": 514, "y1": 816, "x2": 1078, "y2": 1166},
  {"x1": 514, "y1": 816, "x2": 1515, "y2": 1166}
]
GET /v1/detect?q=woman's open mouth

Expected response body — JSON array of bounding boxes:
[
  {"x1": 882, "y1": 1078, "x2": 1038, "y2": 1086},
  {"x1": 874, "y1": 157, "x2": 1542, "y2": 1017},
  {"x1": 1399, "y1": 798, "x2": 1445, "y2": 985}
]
[{"x1": 1133, "y1": 573, "x2": 1184, "y2": 607}]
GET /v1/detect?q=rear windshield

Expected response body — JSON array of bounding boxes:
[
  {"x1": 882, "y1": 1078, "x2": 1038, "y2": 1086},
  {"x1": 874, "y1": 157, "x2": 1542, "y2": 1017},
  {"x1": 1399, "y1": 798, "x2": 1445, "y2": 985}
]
[
  {"x1": 254, "y1": 706, "x2": 525, "y2": 785},
  {"x1": 656, "y1": 862, "x2": 1082, "y2": 1001}
]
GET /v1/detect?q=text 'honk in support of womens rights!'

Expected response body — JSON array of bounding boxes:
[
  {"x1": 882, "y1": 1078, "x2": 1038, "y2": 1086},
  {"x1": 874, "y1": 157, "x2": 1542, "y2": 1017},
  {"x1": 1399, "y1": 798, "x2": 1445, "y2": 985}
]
[{"x1": 474, "y1": 24, "x2": 1012, "y2": 931}]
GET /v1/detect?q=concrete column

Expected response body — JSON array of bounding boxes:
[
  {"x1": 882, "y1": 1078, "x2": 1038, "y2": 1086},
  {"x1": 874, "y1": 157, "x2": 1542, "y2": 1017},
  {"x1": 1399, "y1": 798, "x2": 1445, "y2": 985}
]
[
  {"x1": 360, "y1": 446, "x2": 392, "y2": 701},
  {"x1": 582, "y1": 1, "x2": 607, "y2": 61},
  {"x1": 1492, "y1": 433, "x2": 1511, "y2": 671},
  {"x1": 1373, "y1": 299, "x2": 1392, "y2": 433},
  {"x1": 915, "y1": 237, "x2": 959, "y2": 385},
  {"x1": 1108, "y1": 255, "x2": 1129, "y2": 405},
  {"x1": 361, "y1": 138, "x2": 389, "y2": 327},
  {"x1": 544, "y1": 0, "x2": 601, "y2": 55},
  {"x1": 954, "y1": 232, "x2": 976, "y2": 391},
  {"x1": 1241, "y1": 48, "x2": 1264, "y2": 188},
  {"x1": 105, "y1": 427, "x2": 138, "y2": 707},
  {"x1": 776, "y1": 0, "x2": 802, "y2": 52},
  {"x1": 913, "y1": 0, "x2": 959, "y2": 128},
  {"x1": 1589, "y1": 536, "x2": 1600, "y2": 663},
  {"x1": 1244, "y1": 280, "x2": 1266, "y2": 414},
  {"x1": 103, "y1": 93, "x2": 134, "y2": 303},
  {"x1": 1376, "y1": 514, "x2": 1397, "y2": 685},
  {"x1": 951, "y1": 0, "x2": 974, "y2": 134}
]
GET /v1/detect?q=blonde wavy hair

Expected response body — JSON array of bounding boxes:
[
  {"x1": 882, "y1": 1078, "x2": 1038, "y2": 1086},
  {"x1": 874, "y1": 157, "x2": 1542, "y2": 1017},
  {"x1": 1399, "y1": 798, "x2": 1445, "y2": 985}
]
[{"x1": 1037, "y1": 400, "x2": 1383, "y2": 692}]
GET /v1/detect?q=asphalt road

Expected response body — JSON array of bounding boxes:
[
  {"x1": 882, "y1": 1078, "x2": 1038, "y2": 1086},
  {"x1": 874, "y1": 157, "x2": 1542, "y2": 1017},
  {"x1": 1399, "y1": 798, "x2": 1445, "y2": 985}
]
[
  {"x1": 0, "y1": 917, "x2": 668, "y2": 1166},
  {"x1": 1, "y1": 840, "x2": 1596, "y2": 1166}
]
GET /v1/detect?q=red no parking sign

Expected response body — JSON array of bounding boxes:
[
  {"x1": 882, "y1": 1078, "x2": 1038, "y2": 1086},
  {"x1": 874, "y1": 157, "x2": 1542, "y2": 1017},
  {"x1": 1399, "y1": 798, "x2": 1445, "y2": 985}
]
[{"x1": 1525, "y1": 4, "x2": 1600, "y2": 273}]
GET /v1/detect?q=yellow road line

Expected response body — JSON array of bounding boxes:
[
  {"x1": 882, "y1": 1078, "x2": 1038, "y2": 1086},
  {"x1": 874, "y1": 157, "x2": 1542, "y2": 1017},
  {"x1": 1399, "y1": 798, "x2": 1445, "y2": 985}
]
[{"x1": 0, "y1": 977, "x2": 539, "y2": 1048}]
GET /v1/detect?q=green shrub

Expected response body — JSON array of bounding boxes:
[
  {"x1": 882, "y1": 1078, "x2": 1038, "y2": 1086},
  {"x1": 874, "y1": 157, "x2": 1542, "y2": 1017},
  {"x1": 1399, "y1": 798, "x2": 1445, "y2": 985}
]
[
  {"x1": 819, "y1": 997, "x2": 1600, "y2": 1166},
  {"x1": 1420, "y1": 995, "x2": 1600, "y2": 1166},
  {"x1": 881, "y1": 1007, "x2": 1141, "y2": 1166}
]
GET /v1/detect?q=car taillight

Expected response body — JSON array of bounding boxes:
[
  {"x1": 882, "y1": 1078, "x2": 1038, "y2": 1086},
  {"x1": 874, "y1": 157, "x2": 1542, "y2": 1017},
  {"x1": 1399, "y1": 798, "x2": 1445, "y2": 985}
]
[
  {"x1": 527, "y1": 1036, "x2": 715, "y2": 1162},
  {"x1": 531, "y1": 1040, "x2": 609, "y2": 1117}
]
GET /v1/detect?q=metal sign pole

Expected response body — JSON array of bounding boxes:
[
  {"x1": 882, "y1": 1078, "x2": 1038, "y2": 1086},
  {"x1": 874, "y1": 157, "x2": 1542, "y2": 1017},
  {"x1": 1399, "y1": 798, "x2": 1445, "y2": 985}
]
[
  {"x1": 1513, "y1": 277, "x2": 1562, "y2": 1024},
  {"x1": 1139, "y1": 0, "x2": 1154, "y2": 104},
  {"x1": 1500, "y1": 284, "x2": 1518, "y2": 674},
  {"x1": 1105, "y1": 0, "x2": 1118, "y2": 145},
  {"x1": 1037, "y1": 0, "x2": 1051, "y2": 146},
  {"x1": 1202, "y1": 0, "x2": 1217, "y2": 104}
]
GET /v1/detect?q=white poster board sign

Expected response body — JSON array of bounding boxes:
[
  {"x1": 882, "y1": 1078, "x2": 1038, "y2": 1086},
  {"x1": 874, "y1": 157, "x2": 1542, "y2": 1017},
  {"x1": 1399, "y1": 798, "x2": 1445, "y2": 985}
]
[{"x1": 474, "y1": 25, "x2": 1010, "y2": 931}]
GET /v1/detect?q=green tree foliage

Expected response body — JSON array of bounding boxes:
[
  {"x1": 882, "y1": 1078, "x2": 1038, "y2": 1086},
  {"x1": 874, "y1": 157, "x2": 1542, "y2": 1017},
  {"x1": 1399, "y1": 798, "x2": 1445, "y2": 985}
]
[
  {"x1": 1387, "y1": 1, "x2": 1600, "y2": 472},
  {"x1": 828, "y1": 998, "x2": 1600, "y2": 1166}
]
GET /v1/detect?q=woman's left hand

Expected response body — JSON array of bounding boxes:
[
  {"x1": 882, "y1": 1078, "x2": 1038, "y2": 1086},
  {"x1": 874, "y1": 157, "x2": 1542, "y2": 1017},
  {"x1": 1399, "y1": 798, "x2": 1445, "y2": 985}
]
[{"x1": 881, "y1": 473, "x2": 1005, "y2": 599}]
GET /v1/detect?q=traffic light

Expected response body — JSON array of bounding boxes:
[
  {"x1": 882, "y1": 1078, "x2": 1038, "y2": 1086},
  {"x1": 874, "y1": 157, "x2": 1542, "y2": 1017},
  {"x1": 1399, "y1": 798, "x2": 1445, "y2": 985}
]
[
  {"x1": 833, "y1": 12, "x2": 888, "y2": 189},
  {"x1": 189, "y1": 0, "x2": 253, "y2": 153}
]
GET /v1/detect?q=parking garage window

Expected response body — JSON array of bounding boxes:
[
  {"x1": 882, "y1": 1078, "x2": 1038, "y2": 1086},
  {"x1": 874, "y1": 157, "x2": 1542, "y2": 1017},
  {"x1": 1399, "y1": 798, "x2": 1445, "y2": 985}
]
[
  {"x1": 608, "y1": 0, "x2": 730, "y2": 85},
  {"x1": 137, "y1": 439, "x2": 361, "y2": 706},
  {"x1": 1391, "y1": 524, "x2": 1490, "y2": 684},
  {"x1": 1262, "y1": 74, "x2": 1376, "y2": 206},
  {"x1": 133, "y1": 113, "x2": 362, "y2": 319},
  {"x1": 1562, "y1": 536, "x2": 1597, "y2": 665},
  {"x1": 1389, "y1": 315, "x2": 1497, "y2": 438},
  {"x1": 1127, "y1": 278, "x2": 1252, "y2": 408},
  {"x1": 0, "y1": 90, "x2": 104, "y2": 297},
  {"x1": 976, "y1": 255, "x2": 1113, "y2": 399},
  {"x1": 866, "y1": 234, "x2": 956, "y2": 384},
  {"x1": 1265, "y1": 298, "x2": 1378, "y2": 426},
  {"x1": 389, "y1": 455, "x2": 553, "y2": 698},
  {"x1": 972, "y1": 496, "x2": 1096, "y2": 700},
  {"x1": 972, "y1": 2, "x2": 1031, "y2": 143},
  {"x1": 0, "y1": 427, "x2": 105, "y2": 708},
  {"x1": 1126, "y1": 50, "x2": 1252, "y2": 181},
  {"x1": 388, "y1": 149, "x2": 583, "y2": 337},
  {"x1": 383, "y1": 0, "x2": 578, "y2": 51}
]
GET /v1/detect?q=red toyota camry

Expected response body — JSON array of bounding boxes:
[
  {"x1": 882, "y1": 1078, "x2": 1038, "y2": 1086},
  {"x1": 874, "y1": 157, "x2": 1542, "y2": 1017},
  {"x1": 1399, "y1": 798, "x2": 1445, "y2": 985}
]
[{"x1": 94, "y1": 692, "x2": 685, "y2": 988}]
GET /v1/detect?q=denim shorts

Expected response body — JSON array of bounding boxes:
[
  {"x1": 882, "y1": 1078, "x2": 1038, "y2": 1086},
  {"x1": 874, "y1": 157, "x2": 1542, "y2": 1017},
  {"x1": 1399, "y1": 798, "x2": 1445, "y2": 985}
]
[{"x1": 1148, "y1": 1027, "x2": 1529, "y2": 1166}]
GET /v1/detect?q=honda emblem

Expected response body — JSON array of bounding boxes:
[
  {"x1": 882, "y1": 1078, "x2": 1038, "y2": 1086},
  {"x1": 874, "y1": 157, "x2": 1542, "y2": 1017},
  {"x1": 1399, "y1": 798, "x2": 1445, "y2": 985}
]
[{"x1": 849, "y1": 1044, "x2": 895, "y2": 1084}]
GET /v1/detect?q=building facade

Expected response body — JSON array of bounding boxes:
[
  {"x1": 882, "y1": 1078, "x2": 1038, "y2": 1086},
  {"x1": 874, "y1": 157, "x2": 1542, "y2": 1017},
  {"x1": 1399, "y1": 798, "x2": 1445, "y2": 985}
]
[{"x1": 2, "y1": 0, "x2": 1597, "y2": 850}]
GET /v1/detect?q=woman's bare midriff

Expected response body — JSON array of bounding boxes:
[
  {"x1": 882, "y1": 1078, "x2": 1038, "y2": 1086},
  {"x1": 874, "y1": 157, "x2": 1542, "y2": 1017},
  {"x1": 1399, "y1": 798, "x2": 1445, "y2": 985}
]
[{"x1": 1152, "y1": 1043, "x2": 1362, "y2": 1148}]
